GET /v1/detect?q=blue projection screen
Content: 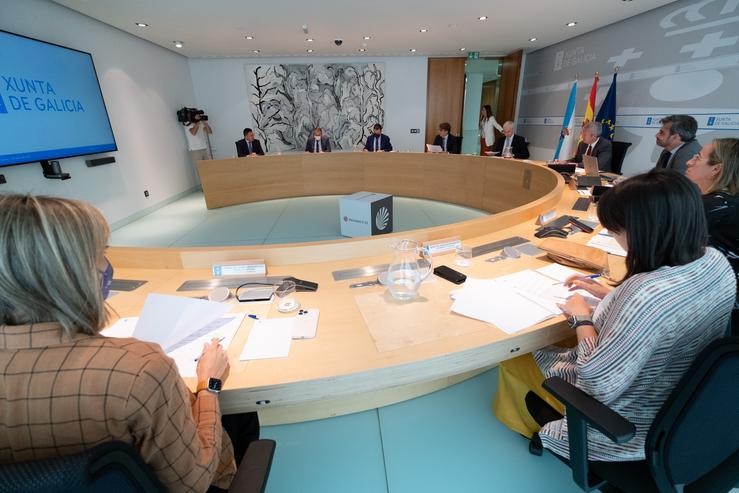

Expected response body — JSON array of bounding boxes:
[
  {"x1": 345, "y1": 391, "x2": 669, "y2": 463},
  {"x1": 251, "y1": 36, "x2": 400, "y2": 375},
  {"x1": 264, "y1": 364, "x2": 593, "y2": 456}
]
[{"x1": 0, "y1": 30, "x2": 117, "y2": 167}]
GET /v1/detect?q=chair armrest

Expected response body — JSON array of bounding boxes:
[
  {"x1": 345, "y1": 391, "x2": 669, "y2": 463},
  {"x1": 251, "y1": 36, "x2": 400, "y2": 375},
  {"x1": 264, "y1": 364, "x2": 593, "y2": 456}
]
[
  {"x1": 543, "y1": 377, "x2": 635, "y2": 444},
  {"x1": 228, "y1": 439, "x2": 276, "y2": 493}
]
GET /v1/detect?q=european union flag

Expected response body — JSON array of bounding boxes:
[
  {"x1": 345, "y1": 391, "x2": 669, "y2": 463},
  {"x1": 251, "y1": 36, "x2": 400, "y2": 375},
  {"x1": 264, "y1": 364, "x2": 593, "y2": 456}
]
[{"x1": 596, "y1": 73, "x2": 617, "y2": 140}]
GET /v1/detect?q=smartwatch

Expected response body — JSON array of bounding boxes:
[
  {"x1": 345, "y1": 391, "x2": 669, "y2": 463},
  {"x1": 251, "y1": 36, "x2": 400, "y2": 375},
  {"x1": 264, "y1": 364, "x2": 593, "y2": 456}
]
[
  {"x1": 568, "y1": 314, "x2": 594, "y2": 329},
  {"x1": 198, "y1": 377, "x2": 223, "y2": 394}
]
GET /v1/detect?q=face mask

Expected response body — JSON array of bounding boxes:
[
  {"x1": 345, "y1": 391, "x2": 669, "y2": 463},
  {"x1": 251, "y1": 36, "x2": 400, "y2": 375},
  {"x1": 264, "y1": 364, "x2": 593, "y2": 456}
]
[{"x1": 100, "y1": 258, "x2": 114, "y2": 300}]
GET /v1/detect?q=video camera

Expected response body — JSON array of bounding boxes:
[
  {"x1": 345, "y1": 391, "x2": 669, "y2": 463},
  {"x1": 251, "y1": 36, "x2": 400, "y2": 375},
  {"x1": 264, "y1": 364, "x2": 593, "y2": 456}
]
[{"x1": 177, "y1": 107, "x2": 208, "y2": 125}]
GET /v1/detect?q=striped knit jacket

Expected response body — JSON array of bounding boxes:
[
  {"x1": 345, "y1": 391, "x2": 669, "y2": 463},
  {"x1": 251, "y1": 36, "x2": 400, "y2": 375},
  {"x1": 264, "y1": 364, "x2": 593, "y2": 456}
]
[{"x1": 534, "y1": 247, "x2": 736, "y2": 461}]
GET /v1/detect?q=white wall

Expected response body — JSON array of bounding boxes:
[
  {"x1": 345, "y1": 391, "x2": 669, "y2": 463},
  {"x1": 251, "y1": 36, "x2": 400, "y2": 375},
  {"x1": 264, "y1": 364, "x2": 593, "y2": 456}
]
[
  {"x1": 188, "y1": 56, "x2": 428, "y2": 158},
  {"x1": 0, "y1": 0, "x2": 199, "y2": 225}
]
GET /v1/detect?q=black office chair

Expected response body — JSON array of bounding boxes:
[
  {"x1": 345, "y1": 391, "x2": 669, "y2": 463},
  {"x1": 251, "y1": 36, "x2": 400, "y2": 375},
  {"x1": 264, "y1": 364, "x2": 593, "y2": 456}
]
[
  {"x1": 541, "y1": 337, "x2": 739, "y2": 493},
  {"x1": 0, "y1": 439, "x2": 276, "y2": 493},
  {"x1": 610, "y1": 141, "x2": 632, "y2": 175}
]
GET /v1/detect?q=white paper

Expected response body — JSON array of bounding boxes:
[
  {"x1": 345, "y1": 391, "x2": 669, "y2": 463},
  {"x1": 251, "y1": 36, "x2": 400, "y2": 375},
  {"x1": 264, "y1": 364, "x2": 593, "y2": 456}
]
[
  {"x1": 101, "y1": 317, "x2": 138, "y2": 338},
  {"x1": 536, "y1": 264, "x2": 585, "y2": 283},
  {"x1": 168, "y1": 313, "x2": 245, "y2": 378},
  {"x1": 426, "y1": 144, "x2": 443, "y2": 153},
  {"x1": 132, "y1": 293, "x2": 231, "y2": 350},
  {"x1": 494, "y1": 270, "x2": 571, "y2": 314},
  {"x1": 239, "y1": 318, "x2": 293, "y2": 360},
  {"x1": 587, "y1": 230, "x2": 627, "y2": 257}
]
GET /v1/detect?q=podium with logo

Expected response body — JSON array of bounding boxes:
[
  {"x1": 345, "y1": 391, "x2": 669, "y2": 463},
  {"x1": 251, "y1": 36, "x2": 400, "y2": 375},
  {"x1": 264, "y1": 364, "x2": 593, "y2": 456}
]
[{"x1": 339, "y1": 192, "x2": 393, "y2": 237}]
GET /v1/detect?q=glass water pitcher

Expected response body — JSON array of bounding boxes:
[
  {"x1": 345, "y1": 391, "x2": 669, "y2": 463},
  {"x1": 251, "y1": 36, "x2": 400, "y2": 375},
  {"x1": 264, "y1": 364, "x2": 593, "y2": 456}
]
[{"x1": 386, "y1": 239, "x2": 433, "y2": 301}]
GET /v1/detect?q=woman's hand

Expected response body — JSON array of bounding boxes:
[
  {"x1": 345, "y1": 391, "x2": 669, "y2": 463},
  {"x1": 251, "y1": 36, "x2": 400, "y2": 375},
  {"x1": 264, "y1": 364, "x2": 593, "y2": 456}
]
[
  {"x1": 196, "y1": 338, "x2": 230, "y2": 387},
  {"x1": 564, "y1": 275, "x2": 611, "y2": 300},
  {"x1": 557, "y1": 293, "x2": 593, "y2": 318}
]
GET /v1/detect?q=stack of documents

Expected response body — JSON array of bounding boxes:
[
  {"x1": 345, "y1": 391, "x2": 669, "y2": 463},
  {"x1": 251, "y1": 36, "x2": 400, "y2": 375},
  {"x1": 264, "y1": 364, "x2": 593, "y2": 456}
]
[
  {"x1": 450, "y1": 264, "x2": 599, "y2": 334},
  {"x1": 587, "y1": 229, "x2": 627, "y2": 257}
]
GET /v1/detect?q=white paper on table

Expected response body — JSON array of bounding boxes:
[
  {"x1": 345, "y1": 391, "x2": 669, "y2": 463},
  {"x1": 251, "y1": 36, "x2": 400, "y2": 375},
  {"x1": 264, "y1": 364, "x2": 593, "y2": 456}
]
[
  {"x1": 168, "y1": 313, "x2": 245, "y2": 378},
  {"x1": 494, "y1": 270, "x2": 572, "y2": 314},
  {"x1": 587, "y1": 230, "x2": 627, "y2": 257},
  {"x1": 451, "y1": 283, "x2": 557, "y2": 334},
  {"x1": 239, "y1": 318, "x2": 293, "y2": 360},
  {"x1": 101, "y1": 317, "x2": 138, "y2": 338},
  {"x1": 132, "y1": 293, "x2": 231, "y2": 350},
  {"x1": 536, "y1": 263, "x2": 586, "y2": 283}
]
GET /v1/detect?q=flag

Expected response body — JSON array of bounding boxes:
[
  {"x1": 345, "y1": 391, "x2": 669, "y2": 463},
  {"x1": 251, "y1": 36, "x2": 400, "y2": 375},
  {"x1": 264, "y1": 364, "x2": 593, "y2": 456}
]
[
  {"x1": 581, "y1": 73, "x2": 600, "y2": 135},
  {"x1": 553, "y1": 80, "x2": 578, "y2": 160},
  {"x1": 596, "y1": 73, "x2": 617, "y2": 140}
]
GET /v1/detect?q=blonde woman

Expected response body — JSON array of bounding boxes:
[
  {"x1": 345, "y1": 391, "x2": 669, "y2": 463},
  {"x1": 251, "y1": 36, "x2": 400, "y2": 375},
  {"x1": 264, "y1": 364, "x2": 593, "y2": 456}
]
[
  {"x1": 480, "y1": 104, "x2": 503, "y2": 154},
  {"x1": 686, "y1": 138, "x2": 739, "y2": 333},
  {"x1": 0, "y1": 195, "x2": 238, "y2": 492}
]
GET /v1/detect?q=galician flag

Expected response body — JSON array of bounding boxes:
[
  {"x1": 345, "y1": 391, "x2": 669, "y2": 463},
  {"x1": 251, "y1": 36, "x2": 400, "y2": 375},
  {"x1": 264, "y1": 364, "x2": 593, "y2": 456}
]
[{"x1": 553, "y1": 80, "x2": 578, "y2": 160}]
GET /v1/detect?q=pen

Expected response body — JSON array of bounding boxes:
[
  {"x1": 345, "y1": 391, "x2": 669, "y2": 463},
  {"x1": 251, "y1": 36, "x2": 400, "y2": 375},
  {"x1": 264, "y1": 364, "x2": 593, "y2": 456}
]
[
  {"x1": 248, "y1": 314, "x2": 259, "y2": 320},
  {"x1": 555, "y1": 273, "x2": 601, "y2": 285},
  {"x1": 194, "y1": 337, "x2": 226, "y2": 361}
]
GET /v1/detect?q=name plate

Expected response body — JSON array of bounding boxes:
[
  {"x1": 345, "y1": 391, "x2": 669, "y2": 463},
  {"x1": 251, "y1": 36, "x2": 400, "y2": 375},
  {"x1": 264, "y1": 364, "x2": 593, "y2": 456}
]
[
  {"x1": 212, "y1": 260, "x2": 266, "y2": 278},
  {"x1": 422, "y1": 237, "x2": 462, "y2": 256}
]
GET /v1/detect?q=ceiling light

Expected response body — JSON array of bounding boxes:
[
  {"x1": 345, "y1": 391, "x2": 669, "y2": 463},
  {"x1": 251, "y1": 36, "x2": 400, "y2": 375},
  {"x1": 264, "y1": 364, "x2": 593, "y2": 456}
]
[
  {"x1": 529, "y1": 37, "x2": 537, "y2": 42},
  {"x1": 245, "y1": 35, "x2": 254, "y2": 40},
  {"x1": 478, "y1": 16, "x2": 488, "y2": 21},
  {"x1": 363, "y1": 35, "x2": 371, "y2": 40},
  {"x1": 460, "y1": 47, "x2": 466, "y2": 51},
  {"x1": 173, "y1": 41, "x2": 184, "y2": 48},
  {"x1": 306, "y1": 38, "x2": 314, "y2": 42},
  {"x1": 566, "y1": 21, "x2": 577, "y2": 27},
  {"x1": 359, "y1": 48, "x2": 366, "y2": 52},
  {"x1": 419, "y1": 28, "x2": 428, "y2": 33},
  {"x1": 307, "y1": 49, "x2": 313, "y2": 53},
  {"x1": 410, "y1": 48, "x2": 417, "y2": 53},
  {"x1": 252, "y1": 49, "x2": 260, "y2": 54},
  {"x1": 135, "y1": 22, "x2": 148, "y2": 27}
]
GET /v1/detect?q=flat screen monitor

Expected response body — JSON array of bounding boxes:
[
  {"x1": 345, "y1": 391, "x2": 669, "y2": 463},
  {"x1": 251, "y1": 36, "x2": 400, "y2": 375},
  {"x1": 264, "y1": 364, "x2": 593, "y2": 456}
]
[{"x1": 0, "y1": 30, "x2": 117, "y2": 167}]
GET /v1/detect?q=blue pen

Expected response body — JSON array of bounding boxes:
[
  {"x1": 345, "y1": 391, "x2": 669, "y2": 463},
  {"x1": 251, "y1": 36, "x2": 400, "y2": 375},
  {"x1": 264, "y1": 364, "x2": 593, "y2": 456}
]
[
  {"x1": 555, "y1": 273, "x2": 601, "y2": 285},
  {"x1": 248, "y1": 314, "x2": 259, "y2": 320}
]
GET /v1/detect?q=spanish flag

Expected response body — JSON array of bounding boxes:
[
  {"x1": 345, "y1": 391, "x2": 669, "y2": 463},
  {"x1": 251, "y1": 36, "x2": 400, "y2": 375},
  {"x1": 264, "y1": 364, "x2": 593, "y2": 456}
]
[{"x1": 581, "y1": 73, "x2": 599, "y2": 134}]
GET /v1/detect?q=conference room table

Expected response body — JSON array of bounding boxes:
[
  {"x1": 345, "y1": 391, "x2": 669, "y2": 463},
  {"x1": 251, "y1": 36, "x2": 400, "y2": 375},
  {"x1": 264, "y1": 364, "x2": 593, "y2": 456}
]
[{"x1": 107, "y1": 152, "x2": 622, "y2": 425}]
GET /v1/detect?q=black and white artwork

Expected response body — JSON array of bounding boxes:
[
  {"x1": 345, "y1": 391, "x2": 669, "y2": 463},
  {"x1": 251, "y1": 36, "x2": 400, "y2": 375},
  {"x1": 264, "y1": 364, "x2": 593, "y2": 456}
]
[{"x1": 245, "y1": 63, "x2": 385, "y2": 152}]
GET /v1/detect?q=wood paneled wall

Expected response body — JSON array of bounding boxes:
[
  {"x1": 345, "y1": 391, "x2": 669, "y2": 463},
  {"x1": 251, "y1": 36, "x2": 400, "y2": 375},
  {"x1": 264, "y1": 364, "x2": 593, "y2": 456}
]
[
  {"x1": 495, "y1": 50, "x2": 523, "y2": 126},
  {"x1": 425, "y1": 58, "x2": 466, "y2": 148}
]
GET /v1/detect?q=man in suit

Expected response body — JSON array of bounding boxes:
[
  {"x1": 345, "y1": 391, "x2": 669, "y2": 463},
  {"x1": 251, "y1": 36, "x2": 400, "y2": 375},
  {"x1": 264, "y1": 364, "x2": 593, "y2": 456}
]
[
  {"x1": 567, "y1": 121, "x2": 612, "y2": 172},
  {"x1": 432, "y1": 122, "x2": 461, "y2": 154},
  {"x1": 492, "y1": 121, "x2": 529, "y2": 159},
  {"x1": 235, "y1": 128, "x2": 265, "y2": 157},
  {"x1": 305, "y1": 127, "x2": 332, "y2": 153},
  {"x1": 363, "y1": 123, "x2": 393, "y2": 152},
  {"x1": 654, "y1": 115, "x2": 701, "y2": 175}
]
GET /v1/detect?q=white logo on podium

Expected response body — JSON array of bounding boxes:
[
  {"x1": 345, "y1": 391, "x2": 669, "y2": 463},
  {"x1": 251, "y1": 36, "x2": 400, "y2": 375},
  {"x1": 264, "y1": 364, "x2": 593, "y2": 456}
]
[{"x1": 375, "y1": 207, "x2": 390, "y2": 230}]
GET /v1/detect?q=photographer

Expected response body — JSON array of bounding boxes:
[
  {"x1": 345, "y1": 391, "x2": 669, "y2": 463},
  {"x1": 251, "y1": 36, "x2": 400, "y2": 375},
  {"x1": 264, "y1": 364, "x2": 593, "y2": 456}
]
[{"x1": 182, "y1": 109, "x2": 212, "y2": 174}]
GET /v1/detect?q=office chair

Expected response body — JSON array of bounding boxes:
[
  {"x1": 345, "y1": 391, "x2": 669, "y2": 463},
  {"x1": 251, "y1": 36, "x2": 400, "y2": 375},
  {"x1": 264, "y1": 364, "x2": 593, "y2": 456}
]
[
  {"x1": 541, "y1": 337, "x2": 739, "y2": 493},
  {"x1": 0, "y1": 439, "x2": 276, "y2": 493},
  {"x1": 610, "y1": 141, "x2": 632, "y2": 175}
]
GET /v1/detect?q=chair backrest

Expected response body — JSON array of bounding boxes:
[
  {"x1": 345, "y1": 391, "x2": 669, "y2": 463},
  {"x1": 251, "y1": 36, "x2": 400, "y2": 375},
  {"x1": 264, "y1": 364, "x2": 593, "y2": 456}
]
[
  {"x1": 610, "y1": 141, "x2": 632, "y2": 175},
  {"x1": 0, "y1": 441, "x2": 165, "y2": 493},
  {"x1": 646, "y1": 337, "x2": 739, "y2": 492}
]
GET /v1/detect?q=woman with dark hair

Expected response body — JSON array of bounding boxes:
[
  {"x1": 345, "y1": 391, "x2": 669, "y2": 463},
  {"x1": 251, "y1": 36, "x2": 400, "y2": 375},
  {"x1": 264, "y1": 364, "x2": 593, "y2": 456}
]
[
  {"x1": 493, "y1": 169, "x2": 735, "y2": 461},
  {"x1": 479, "y1": 104, "x2": 503, "y2": 155},
  {"x1": 686, "y1": 138, "x2": 739, "y2": 333}
]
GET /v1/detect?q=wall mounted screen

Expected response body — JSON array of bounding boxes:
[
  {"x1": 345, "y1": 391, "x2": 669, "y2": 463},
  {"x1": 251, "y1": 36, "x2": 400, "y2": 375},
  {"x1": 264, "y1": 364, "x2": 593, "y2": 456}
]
[{"x1": 0, "y1": 30, "x2": 117, "y2": 167}]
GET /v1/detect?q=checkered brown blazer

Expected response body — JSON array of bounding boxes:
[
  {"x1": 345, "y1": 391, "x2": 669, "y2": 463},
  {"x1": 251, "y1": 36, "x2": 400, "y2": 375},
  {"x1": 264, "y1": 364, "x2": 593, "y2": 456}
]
[{"x1": 0, "y1": 322, "x2": 236, "y2": 492}]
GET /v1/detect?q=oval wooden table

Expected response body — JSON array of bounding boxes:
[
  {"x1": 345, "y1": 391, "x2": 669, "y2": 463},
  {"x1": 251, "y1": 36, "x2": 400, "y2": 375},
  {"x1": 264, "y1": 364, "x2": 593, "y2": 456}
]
[{"x1": 108, "y1": 153, "x2": 611, "y2": 425}]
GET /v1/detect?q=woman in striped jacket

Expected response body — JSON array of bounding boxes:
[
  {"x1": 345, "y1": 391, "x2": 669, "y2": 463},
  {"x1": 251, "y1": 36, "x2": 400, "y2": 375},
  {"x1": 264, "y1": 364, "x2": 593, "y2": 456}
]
[{"x1": 494, "y1": 169, "x2": 736, "y2": 461}]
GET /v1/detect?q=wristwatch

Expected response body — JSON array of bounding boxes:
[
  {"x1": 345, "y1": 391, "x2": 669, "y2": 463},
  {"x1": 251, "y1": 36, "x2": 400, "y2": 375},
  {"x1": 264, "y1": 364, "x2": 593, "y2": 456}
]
[
  {"x1": 567, "y1": 314, "x2": 594, "y2": 329},
  {"x1": 197, "y1": 377, "x2": 223, "y2": 394}
]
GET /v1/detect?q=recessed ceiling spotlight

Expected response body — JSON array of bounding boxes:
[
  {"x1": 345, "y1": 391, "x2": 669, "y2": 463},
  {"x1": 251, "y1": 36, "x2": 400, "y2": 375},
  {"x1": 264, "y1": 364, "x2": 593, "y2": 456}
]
[
  {"x1": 252, "y1": 49, "x2": 260, "y2": 54},
  {"x1": 566, "y1": 21, "x2": 577, "y2": 27},
  {"x1": 460, "y1": 47, "x2": 466, "y2": 51},
  {"x1": 478, "y1": 16, "x2": 488, "y2": 21},
  {"x1": 307, "y1": 49, "x2": 313, "y2": 53},
  {"x1": 359, "y1": 48, "x2": 366, "y2": 52},
  {"x1": 363, "y1": 35, "x2": 372, "y2": 40},
  {"x1": 173, "y1": 41, "x2": 184, "y2": 48},
  {"x1": 135, "y1": 22, "x2": 148, "y2": 27},
  {"x1": 529, "y1": 37, "x2": 537, "y2": 42},
  {"x1": 410, "y1": 48, "x2": 417, "y2": 53},
  {"x1": 245, "y1": 35, "x2": 254, "y2": 40},
  {"x1": 419, "y1": 28, "x2": 428, "y2": 33},
  {"x1": 306, "y1": 38, "x2": 314, "y2": 42}
]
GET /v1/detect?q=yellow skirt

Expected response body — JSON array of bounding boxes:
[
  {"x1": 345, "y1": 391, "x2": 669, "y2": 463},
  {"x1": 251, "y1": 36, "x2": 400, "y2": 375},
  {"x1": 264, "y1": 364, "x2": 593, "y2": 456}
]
[{"x1": 492, "y1": 353, "x2": 566, "y2": 439}]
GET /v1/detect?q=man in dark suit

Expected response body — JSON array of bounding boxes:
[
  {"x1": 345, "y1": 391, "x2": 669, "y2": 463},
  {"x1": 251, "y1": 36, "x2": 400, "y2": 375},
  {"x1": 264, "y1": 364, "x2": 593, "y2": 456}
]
[
  {"x1": 492, "y1": 121, "x2": 529, "y2": 159},
  {"x1": 305, "y1": 127, "x2": 332, "y2": 153},
  {"x1": 567, "y1": 121, "x2": 612, "y2": 172},
  {"x1": 431, "y1": 122, "x2": 461, "y2": 154},
  {"x1": 654, "y1": 115, "x2": 701, "y2": 175},
  {"x1": 363, "y1": 123, "x2": 393, "y2": 152},
  {"x1": 235, "y1": 128, "x2": 265, "y2": 157}
]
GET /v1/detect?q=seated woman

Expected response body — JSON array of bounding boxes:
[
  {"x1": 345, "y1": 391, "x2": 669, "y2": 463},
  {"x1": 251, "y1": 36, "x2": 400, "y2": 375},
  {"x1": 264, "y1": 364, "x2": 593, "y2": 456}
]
[
  {"x1": 686, "y1": 138, "x2": 739, "y2": 334},
  {"x1": 0, "y1": 195, "x2": 245, "y2": 492},
  {"x1": 493, "y1": 169, "x2": 735, "y2": 461}
]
